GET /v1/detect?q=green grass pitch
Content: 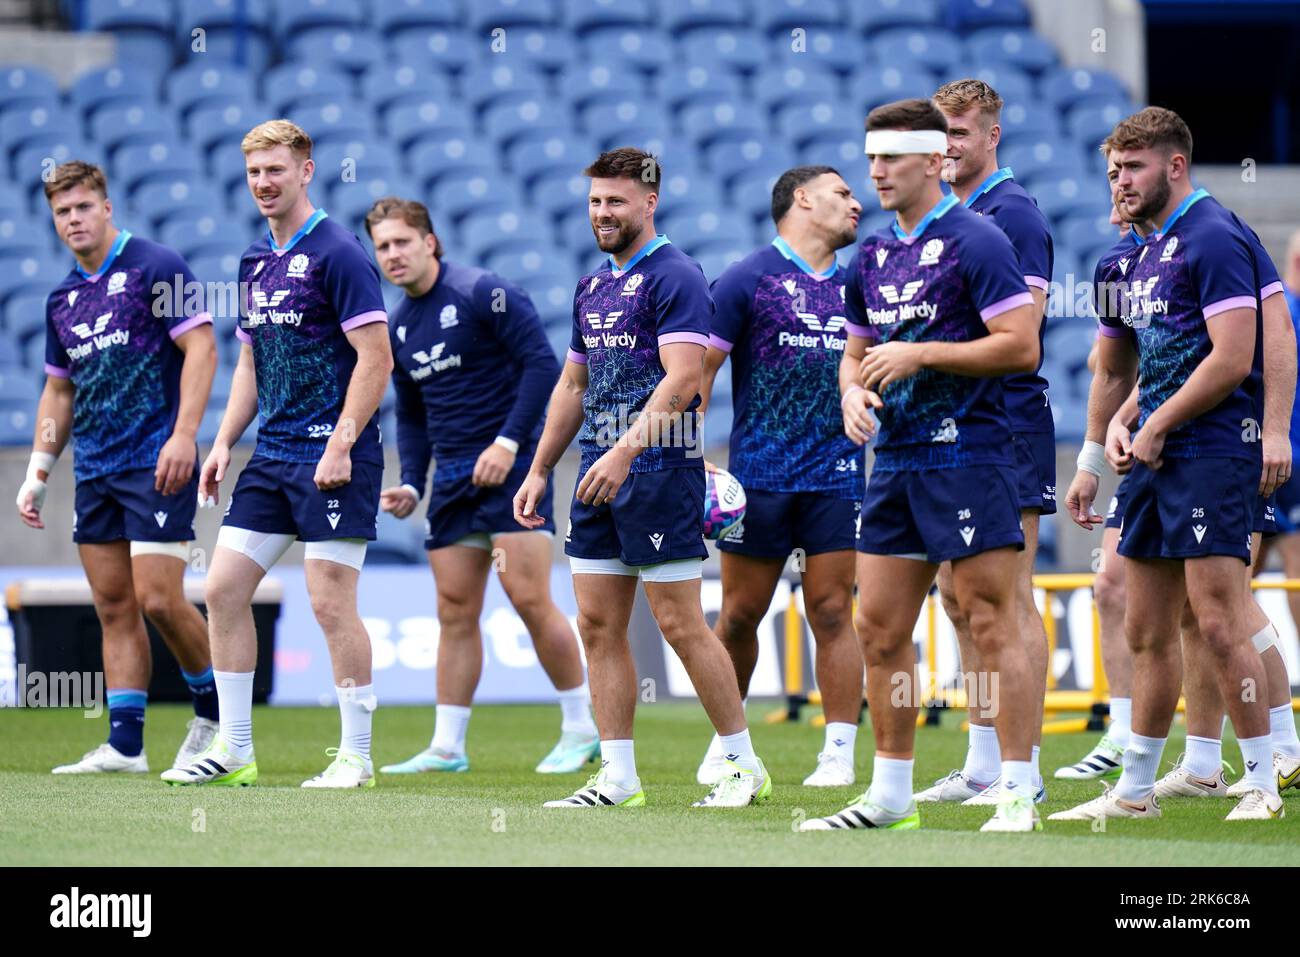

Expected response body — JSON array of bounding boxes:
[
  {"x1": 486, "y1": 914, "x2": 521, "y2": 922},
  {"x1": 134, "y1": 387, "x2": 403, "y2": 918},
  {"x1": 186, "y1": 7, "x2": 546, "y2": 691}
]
[{"x1": 2, "y1": 702, "x2": 1297, "y2": 866}]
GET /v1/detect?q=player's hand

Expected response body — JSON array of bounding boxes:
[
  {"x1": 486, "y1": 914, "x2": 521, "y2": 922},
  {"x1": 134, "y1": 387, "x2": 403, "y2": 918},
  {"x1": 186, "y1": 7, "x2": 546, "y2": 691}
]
[
  {"x1": 199, "y1": 443, "x2": 230, "y2": 507},
  {"x1": 380, "y1": 485, "x2": 419, "y2": 518},
  {"x1": 472, "y1": 442, "x2": 515, "y2": 488},
  {"x1": 703, "y1": 459, "x2": 719, "y2": 474},
  {"x1": 513, "y1": 469, "x2": 549, "y2": 529},
  {"x1": 842, "y1": 387, "x2": 882, "y2": 446},
  {"x1": 314, "y1": 441, "x2": 352, "y2": 491},
  {"x1": 577, "y1": 446, "x2": 633, "y2": 507},
  {"x1": 1105, "y1": 418, "x2": 1134, "y2": 474},
  {"x1": 1065, "y1": 469, "x2": 1104, "y2": 531},
  {"x1": 1130, "y1": 423, "x2": 1165, "y2": 471},
  {"x1": 1260, "y1": 431, "x2": 1292, "y2": 496},
  {"x1": 858, "y1": 341, "x2": 925, "y2": 393},
  {"x1": 155, "y1": 431, "x2": 197, "y2": 496},
  {"x1": 16, "y1": 475, "x2": 47, "y2": 529}
]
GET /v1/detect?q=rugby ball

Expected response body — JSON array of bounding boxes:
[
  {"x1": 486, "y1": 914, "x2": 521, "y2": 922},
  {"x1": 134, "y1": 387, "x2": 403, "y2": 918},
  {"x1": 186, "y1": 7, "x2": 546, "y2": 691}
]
[{"x1": 703, "y1": 467, "x2": 747, "y2": 540}]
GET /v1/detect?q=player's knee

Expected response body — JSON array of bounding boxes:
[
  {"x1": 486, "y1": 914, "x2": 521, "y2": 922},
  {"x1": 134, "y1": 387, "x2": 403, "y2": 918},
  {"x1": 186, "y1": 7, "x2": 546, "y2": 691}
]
[
  {"x1": 308, "y1": 591, "x2": 354, "y2": 635},
  {"x1": 806, "y1": 592, "x2": 852, "y2": 638},
  {"x1": 1189, "y1": 614, "x2": 1237, "y2": 661},
  {"x1": 938, "y1": 588, "x2": 968, "y2": 632},
  {"x1": 134, "y1": 584, "x2": 182, "y2": 629},
  {"x1": 1092, "y1": 567, "x2": 1125, "y2": 618},
  {"x1": 715, "y1": 600, "x2": 765, "y2": 643},
  {"x1": 94, "y1": 591, "x2": 139, "y2": 631},
  {"x1": 502, "y1": 583, "x2": 553, "y2": 628},
  {"x1": 961, "y1": 593, "x2": 1011, "y2": 657},
  {"x1": 651, "y1": 604, "x2": 701, "y2": 648}
]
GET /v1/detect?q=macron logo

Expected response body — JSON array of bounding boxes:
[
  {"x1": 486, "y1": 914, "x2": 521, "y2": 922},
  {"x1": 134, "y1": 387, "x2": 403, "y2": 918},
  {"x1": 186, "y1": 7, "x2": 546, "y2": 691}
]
[
  {"x1": 797, "y1": 313, "x2": 847, "y2": 333},
  {"x1": 959, "y1": 526, "x2": 976, "y2": 546},
  {"x1": 878, "y1": 280, "x2": 924, "y2": 305},
  {"x1": 876, "y1": 248, "x2": 888, "y2": 268},
  {"x1": 649, "y1": 532, "x2": 664, "y2": 551},
  {"x1": 1193, "y1": 524, "x2": 1207, "y2": 543},
  {"x1": 327, "y1": 512, "x2": 342, "y2": 530},
  {"x1": 1118, "y1": 257, "x2": 1130, "y2": 276},
  {"x1": 71, "y1": 312, "x2": 112, "y2": 339},
  {"x1": 153, "y1": 511, "x2": 167, "y2": 528},
  {"x1": 782, "y1": 278, "x2": 798, "y2": 296}
]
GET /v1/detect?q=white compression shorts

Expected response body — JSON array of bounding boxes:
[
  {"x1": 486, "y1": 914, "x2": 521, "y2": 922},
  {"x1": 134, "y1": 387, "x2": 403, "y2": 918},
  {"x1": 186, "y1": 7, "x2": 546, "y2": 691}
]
[
  {"x1": 568, "y1": 556, "x2": 702, "y2": 583},
  {"x1": 129, "y1": 541, "x2": 191, "y2": 560},
  {"x1": 216, "y1": 527, "x2": 368, "y2": 571}
]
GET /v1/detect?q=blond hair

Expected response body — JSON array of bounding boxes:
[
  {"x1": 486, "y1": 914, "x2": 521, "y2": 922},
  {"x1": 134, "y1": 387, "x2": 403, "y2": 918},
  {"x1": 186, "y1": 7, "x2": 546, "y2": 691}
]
[
  {"x1": 241, "y1": 119, "x2": 313, "y2": 159},
  {"x1": 933, "y1": 79, "x2": 1003, "y2": 127}
]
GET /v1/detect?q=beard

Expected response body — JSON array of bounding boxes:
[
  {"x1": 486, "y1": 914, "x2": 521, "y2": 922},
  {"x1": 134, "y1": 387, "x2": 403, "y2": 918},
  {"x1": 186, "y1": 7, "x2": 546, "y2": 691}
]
[
  {"x1": 1128, "y1": 172, "x2": 1171, "y2": 224},
  {"x1": 593, "y1": 218, "x2": 643, "y2": 255},
  {"x1": 832, "y1": 224, "x2": 859, "y2": 249}
]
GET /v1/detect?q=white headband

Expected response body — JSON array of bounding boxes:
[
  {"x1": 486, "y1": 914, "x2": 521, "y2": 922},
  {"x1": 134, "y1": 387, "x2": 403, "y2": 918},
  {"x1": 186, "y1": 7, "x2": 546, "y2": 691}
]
[{"x1": 864, "y1": 129, "x2": 949, "y2": 156}]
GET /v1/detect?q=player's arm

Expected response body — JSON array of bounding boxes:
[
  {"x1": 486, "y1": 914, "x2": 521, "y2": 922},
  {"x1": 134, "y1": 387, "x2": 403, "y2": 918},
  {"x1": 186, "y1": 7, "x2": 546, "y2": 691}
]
[
  {"x1": 701, "y1": 265, "x2": 750, "y2": 419},
  {"x1": 1261, "y1": 290, "x2": 1296, "y2": 494},
  {"x1": 839, "y1": 331, "x2": 880, "y2": 445},
  {"x1": 315, "y1": 322, "x2": 394, "y2": 490},
  {"x1": 515, "y1": 358, "x2": 587, "y2": 528},
  {"x1": 379, "y1": 362, "x2": 431, "y2": 519},
  {"x1": 16, "y1": 374, "x2": 74, "y2": 530},
  {"x1": 155, "y1": 323, "x2": 217, "y2": 496},
  {"x1": 1131, "y1": 307, "x2": 1256, "y2": 469},
  {"x1": 199, "y1": 342, "x2": 259, "y2": 505},
  {"x1": 697, "y1": 346, "x2": 727, "y2": 417}
]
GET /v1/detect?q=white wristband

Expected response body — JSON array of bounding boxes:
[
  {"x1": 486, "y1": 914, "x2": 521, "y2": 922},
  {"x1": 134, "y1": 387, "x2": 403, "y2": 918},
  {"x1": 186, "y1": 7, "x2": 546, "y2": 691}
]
[
  {"x1": 493, "y1": 435, "x2": 520, "y2": 455},
  {"x1": 27, "y1": 451, "x2": 56, "y2": 481},
  {"x1": 400, "y1": 484, "x2": 421, "y2": 500},
  {"x1": 840, "y1": 385, "x2": 864, "y2": 408},
  {"x1": 1076, "y1": 440, "x2": 1105, "y2": 477}
]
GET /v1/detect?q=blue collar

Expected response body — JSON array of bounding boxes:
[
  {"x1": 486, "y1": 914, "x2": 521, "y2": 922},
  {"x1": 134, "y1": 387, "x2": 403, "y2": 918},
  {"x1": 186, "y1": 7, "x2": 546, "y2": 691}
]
[
  {"x1": 1154, "y1": 188, "x2": 1208, "y2": 240},
  {"x1": 963, "y1": 167, "x2": 1014, "y2": 208},
  {"x1": 1125, "y1": 226, "x2": 1143, "y2": 246},
  {"x1": 76, "y1": 229, "x2": 131, "y2": 280},
  {"x1": 609, "y1": 233, "x2": 669, "y2": 274},
  {"x1": 892, "y1": 193, "x2": 959, "y2": 242},
  {"x1": 771, "y1": 236, "x2": 837, "y2": 278},
  {"x1": 270, "y1": 208, "x2": 327, "y2": 253}
]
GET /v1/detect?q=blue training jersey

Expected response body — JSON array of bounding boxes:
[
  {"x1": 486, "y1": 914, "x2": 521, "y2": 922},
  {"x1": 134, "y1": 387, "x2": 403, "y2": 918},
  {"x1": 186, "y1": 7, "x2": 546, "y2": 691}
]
[
  {"x1": 236, "y1": 211, "x2": 388, "y2": 465},
  {"x1": 965, "y1": 169, "x2": 1055, "y2": 434},
  {"x1": 44, "y1": 232, "x2": 212, "y2": 481},
  {"x1": 567, "y1": 236, "x2": 711, "y2": 474},
  {"x1": 844, "y1": 195, "x2": 1034, "y2": 472},
  {"x1": 709, "y1": 238, "x2": 863, "y2": 498},
  {"x1": 1287, "y1": 285, "x2": 1300, "y2": 451},
  {"x1": 390, "y1": 260, "x2": 559, "y2": 497}
]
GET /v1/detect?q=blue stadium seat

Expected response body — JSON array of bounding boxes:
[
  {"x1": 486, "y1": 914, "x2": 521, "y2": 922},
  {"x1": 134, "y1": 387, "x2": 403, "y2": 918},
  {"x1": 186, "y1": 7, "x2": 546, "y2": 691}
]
[
  {"x1": 801, "y1": 130, "x2": 871, "y2": 171},
  {"x1": 407, "y1": 137, "x2": 498, "y2": 190},
  {"x1": 276, "y1": 0, "x2": 360, "y2": 36},
  {"x1": 484, "y1": 98, "x2": 572, "y2": 148},
  {"x1": 284, "y1": 99, "x2": 374, "y2": 146},
  {"x1": 285, "y1": 27, "x2": 384, "y2": 76},
  {"x1": 678, "y1": 28, "x2": 767, "y2": 74},
  {"x1": 679, "y1": 100, "x2": 766, "y2": 149},
  {"x1": 657, "y1": 206, "x2": 732, "y2": 254},
  {"x1": 852, "y1": 0, "x2": 940, "y2": 31},
  {"x1": 158, "y1": 214, "x2": 232, "y2": 260},
  {"x1": 870, "y1": 27, "x2": 964, "y2": 75},
  {"x1": 0, "y1": 67, "x2": 60, "y2": 120},
  {"x1": 468, "y1": 0, "x2": 557, "y2": 31},
  {"x1": 261, "y1": 62, "x2": 354, "y2": 116},
  {"x1": 562, "y1": 0, "x2": 645, "y2": 33},
  {"x1": 484, "y1": 249, "x2": 577, "y2": 284},
  {"x1": 730, "y1": 167, "x2": 785, "y2": 223},
  {"x1": 1068, "y1": 101, "x2": 1132, "y2": 152},
  {"x1": 69, "y1": 66, "x2": 159, "y2": 122},
  {"x1": 134, "y1": 179, "x2": 225, "y2": 230},
  {"x1": 662, "y1": 0, "x2": 747, "y2": 31},
  {"x1": 527, "y1": 168, "x2": 591, "y2": 219},
  {"x1": 997, "y1": 101, "x2": 1061, "y2": 144},
  {"x1": 1058, "y1": 211, "x2": 1122, "y2": 258},
  {"x1": 0, "y1": 360, "x2": 42, "y2": 399},
  {"x1": 957, "y1": 64, "x2": 1035, "y2": 108},
  {"x1": 460, "y1": 62, "x2": 552, "y2": 112},
  {"x1": 0, "y1": 400, "x2": 38, "y2": 444},
  {"x1": 755, "y1": 0, "x2": 842, "y2": 35},
  {"x1": 692, "y1": 241, "x2": 749, "y2": 282},
  {"x1": 1041, "y1": 68, "x2": 1129, "y2": 112},
  {"x1": 848, "y1": 65, "x2": 935, "y2": 112},
  {"x1": 1026, "y1": 173, "x2": 1101, "y2": 224},
  {"x1": 10, "y1": 138, "x2": 92, "y2": 196},
  {"x1": 1, "y1": 106, "x2": 79, "y2": 160},
  {"x1": 315, "y1": 140, "x2": 402, "y2": 184},
  {"x1": 181, "y1": 32, "x2": 272, "y2": 74},
  {"x1": 580, "y1": 99, "x2": 671, "y2": 140},
  {"x1": 166, "y1": 62, "x2": 255, "y2": 121},
  {"x1": 498, "y1": 26, "x2": 577, "y2": 73},
  {"x1": 428, "y1": 170, "x2": 524, "y2": 224},
  {"x1": 373, "y1": 0, "x2": 462, "y2": 36},
  {"x1": 1002, "y1": 140, "x2": 1085, "y2": 182},
  {"x1": 83, "y1": 0, "x2": 174, "y2": 69},
  {"x1": 114, "y1": 141, "x2": 203, "y2": 196},
  {"x1": 185, "y1": 100, "x2": 265, "y2": 156},
  {"x1": 0, "y1": 255, "x2": 65, "y2": 310},
  {"x1": 388, "y1": 100, "x2": 473, "y2": 151},
  {"x1": 389, "y1": 28, "x2": 477, "y2": 75},
  {"x1": 581, "y1": 27, "x2": 673, "y2": 73},
  {"x1": 563, "y1": 62, "x2": 648, "y2": 111},
  {"x1": 754, "y1": 64, "x2": 843, "y2": 113},
  {"x1": 767, "y1": 29, "x2": 867, "y2": 76},
  {"x1": 949, "y1": 0, "x2": 1031, "y2": 30},
  {"x1": 967, "y1": 28, "x2": 1057, "y2": 74},
  {"x1": 703, "y1": 138, "x2": 798, "y2": 188},
  {"x1": 331, "y1": 174, "x2": 421, "y2": 229},
  {"x1": 775, "y1": 100, "x2": 863, "y2": 150},
  {"x1": 514, "y1": 268, "x2": 577, "y2": 321},
  {"x1": 503, "y1": 128, "x2": 597, "y2": 185},
  {"x1": 459, "y1": 209, "x2": 552, "y2": 260},
  {"x1": 658, "y1": 65, "x2": 743, "y2": 112},
  {"x1": 360, "y1": 64, "x2": 453, "y2": 121},
  {"x1": 658, "y1": 168, "x2": 723, "y2": 213},
  {"x1": 189, "y1": 249, "x2": 244, "y2": 285},
  {"x1": 178, "y1": 0, "x2": 272, "y2": 37}
]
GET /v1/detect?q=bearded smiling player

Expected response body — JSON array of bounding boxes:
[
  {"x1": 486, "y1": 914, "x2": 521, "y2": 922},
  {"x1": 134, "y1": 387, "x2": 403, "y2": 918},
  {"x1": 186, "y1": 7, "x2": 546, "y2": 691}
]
[
  {"x1": 365, "y1": 197, "x2": 598, "y2": 776},
  {"x1": 695, "y1": 166, "x2": 867, "y2": 788}
]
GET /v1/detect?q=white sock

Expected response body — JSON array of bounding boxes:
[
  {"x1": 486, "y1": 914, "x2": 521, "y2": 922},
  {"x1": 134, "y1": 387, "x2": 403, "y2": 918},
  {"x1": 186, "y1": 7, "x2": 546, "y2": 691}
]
[
  {"x1": 823, "y1": 722, "x2": 857, "y2": 762},
  {"x1": 1183, "y1": 734, "x2": 1222, "y2": 778},
  {"x1": 718, "y1": 728, "x2": 759, "y2": 774},
  {"x1": 1270, "y1": 703, "x2": 1300, "y2": 758},
  {"x1": 214, "y1": 670, "x2": 255, "y2": 759},
  {"x1": 1030, "y1": 745, "x2": 1042, "y2": 788},
  {"x1": 557, "y1": 683, "x2": 597, "y2": 736},
  {"x1": 600, "y1": 738, "x2": 637, "y2": 785},
  {"x1": 337, "y1": 683, "x2": 376, "y2": 764},
  {"x1": 1115, "y1": 732, "x2": 1166, "y2": 800},
  {"x1": 431, "y1": 704, "x2": 472, "y2": 755},
  {"x1": 1002, "y1": 759, "x2": 1033, "y2": 798},
  {"x1": 1108, "y1": 697, "x2": 1132, "y2": 748},
  {"x1": 962, "y1": 723, "x2": 1001, "y2": 785},
  {"x1": 704, "y1": 698, "x2": 745, "y2": 760},
  {"x1": 1239, "y1": 733, "x2": 1279, "y2": 794},
  {"x1": 866, "y1": 754, "x2": 914, "y2": 813}
]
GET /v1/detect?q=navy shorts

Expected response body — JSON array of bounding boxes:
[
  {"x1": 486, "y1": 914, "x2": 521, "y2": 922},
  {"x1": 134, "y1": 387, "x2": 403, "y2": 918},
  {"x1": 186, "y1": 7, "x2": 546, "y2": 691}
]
[
  {"x1": 1116, "y1": 458, "x2": 1255, "y2": 563},
  {"x1": 1256, "y1": 492, "x2": 1278, "y2": 537},
  {"x1": 564, "y1": 465, "x2": 708, "y2": 566},
  {"x1": 1104, "y1": 474, "x2": 1132, "y2": 530},
  {"x1": 1275, "y1": 479, "x2": 1300, "y2": 535},
  {"x1": 73, "y1": 466, "x2": 198, "y2": 544},
  {"x1": 717, "y1": 489, "x2": 859, "y2": 558},
  {"x1": 223, "y1": 453, "x2": 381, "y2": 541},
  {"x1": 855, "y1": 464, "x2": 1025, "y2": 563},
  {"x1": 425, "y1": 456, "x2": 554, "y2": 550},
  {"x1": 1012, "y1": 430, "x2": 1057, "y2": 514}
]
